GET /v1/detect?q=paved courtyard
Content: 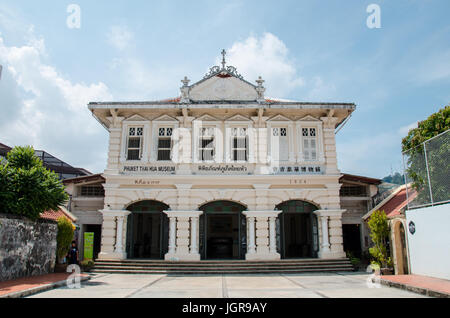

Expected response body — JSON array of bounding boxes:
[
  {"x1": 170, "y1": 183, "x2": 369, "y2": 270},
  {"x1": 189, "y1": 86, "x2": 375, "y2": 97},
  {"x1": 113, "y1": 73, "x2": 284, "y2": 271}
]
[{"x1": 28, "y1": 272, "x2": 427, "y2": 298}]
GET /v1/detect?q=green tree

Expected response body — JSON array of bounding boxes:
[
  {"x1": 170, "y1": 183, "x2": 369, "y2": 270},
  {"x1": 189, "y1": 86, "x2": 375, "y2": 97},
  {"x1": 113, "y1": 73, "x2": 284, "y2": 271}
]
[
  {"x1": 368, "y1": 210, "x2": 392, "y2": 268},
  {"x1": 402, "y1": 106, "x2": 450, "y2": 204},
  {"x1": 56, "y1": 216, "x2": 75, "y2": 263},
  {"x1": 0, "y1": 146, "x2": 68, "y2": 220}
]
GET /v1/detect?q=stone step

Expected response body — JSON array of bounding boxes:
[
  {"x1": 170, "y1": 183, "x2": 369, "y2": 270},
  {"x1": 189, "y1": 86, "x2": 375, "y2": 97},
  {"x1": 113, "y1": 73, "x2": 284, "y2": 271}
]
[
  {"x1": 95, "y1": 259, "x2": 351, "y2": 265},
  {"x1": 92, "y1": 258, "x2": 353, "y2": 274},
  {"x1": 93, "y1": 264, "x2": 353, "y2": 271},
  {"x1": 90, "y1": 267, "x2": 353, "y2": 274},
  {"x1": 93, "y1": 262, "x2": 352, "y2": 267},
  {"x1": 94, "y1": 262, "x2": 351, "y2": 268}
]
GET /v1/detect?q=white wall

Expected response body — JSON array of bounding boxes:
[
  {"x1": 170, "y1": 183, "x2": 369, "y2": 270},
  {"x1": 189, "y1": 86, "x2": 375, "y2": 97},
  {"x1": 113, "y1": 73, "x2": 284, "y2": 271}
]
[{"x1": 406, "y1": 203, "x2": 450, "y2": 280}]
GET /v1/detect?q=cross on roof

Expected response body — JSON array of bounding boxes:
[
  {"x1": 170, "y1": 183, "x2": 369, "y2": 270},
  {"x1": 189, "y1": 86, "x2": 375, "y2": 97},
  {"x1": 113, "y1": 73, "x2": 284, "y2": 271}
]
[{"x1": 221, "y1": 49, "x2": 226, "y2": 69}]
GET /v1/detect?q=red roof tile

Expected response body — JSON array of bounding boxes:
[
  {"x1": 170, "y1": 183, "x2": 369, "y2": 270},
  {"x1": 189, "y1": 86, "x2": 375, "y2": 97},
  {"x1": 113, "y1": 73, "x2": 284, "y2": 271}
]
[
  {"x1": 40, "y1": 208, "x2": 76, "y2": 223},
  {"x1": 379, "y1": 187, "x2": 418, "y2": 218}
]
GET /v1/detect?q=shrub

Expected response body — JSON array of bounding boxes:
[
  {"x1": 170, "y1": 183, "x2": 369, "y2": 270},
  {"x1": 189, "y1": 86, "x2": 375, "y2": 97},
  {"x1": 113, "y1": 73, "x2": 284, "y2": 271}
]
[
  {"x1": 56, "y1": 216, "x2": 75, "y2": 263},
  {"x1": 0, "y1": 146, "x2": 68, "y2": 220},
  {"x1": 346, "y1": 251, "x2": 361, "y2": 270},
  {"x1": 368, "y1": 210, "x2": 392, "y2": 268}
]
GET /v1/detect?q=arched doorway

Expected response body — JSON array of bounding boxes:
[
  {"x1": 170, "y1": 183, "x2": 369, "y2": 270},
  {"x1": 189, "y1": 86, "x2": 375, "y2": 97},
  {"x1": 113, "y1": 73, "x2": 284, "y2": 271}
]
[
  {"x1": 276, "y1": 200, "x2": 319, "y2": 258},
  {"x1": 394, "y1": 221, "x2": 409, "y2": 274},
  {"x1": 126, "y1": 200, "x2": 169, "y2": 259},
  {"x1": 199, "y1": 201, "x2": 246, "y2": 260}
]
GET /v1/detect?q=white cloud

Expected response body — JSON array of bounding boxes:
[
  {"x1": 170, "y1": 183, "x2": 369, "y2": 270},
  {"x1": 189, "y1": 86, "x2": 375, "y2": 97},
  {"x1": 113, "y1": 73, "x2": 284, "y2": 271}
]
[
  {"x1": 107, "y1": 25, "x2": 134, "y2": 51},
  {"x1": 222, "y1": 33, "x2": 305, "y2": 98},
  {"x1": 0, "y1": 32, "x2": 112, "y2": 173},
  {"x1": 398, "y1": 121, "x2": 418, "y2": 136}
]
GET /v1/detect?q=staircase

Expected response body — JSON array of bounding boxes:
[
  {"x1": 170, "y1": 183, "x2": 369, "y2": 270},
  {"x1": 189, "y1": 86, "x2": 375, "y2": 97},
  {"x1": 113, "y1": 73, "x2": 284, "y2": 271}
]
[{"x1": 92, "y1": 258, "x2": 353, "y2": 274}]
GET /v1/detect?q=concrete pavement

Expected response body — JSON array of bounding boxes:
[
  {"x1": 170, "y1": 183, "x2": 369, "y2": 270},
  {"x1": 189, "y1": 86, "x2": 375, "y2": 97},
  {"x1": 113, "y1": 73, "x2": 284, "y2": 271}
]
[{"x1": 28, "y1": 272, "x2": 428, "y2": 298}]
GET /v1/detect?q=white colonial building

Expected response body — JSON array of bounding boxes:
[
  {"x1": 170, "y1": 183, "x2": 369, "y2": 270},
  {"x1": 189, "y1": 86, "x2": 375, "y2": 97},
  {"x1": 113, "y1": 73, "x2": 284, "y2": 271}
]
[{"x1": 88, "y1": 51, "x2": 356, "y2": 262}]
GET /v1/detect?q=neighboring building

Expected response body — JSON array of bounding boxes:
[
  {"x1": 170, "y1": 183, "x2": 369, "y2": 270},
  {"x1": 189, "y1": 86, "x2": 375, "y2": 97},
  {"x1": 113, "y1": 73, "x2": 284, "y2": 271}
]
[
  {"x1": 363, "y1": 184, "x2": 418, "y2": 275},
  {"x1": 34, "y1": 150, "x2": 91, "y2": 180},
  {"x1": 41, "y1": 206, "x2": 78, "y2": 224},
  {"x1": 88, "y1": 51, "x2": 358, "y2": 261},
  {"x1": 0, "y1": 142, "x2": 90, "y2": 180},
  {"x1": 63, "y1": 174, "x2": 105, "y2": 260},
  {"x1": 339, "y1": 174, "x2": 382, "y2": 257},
  {"x1": 0, "y1": 142, "x2": 11, "y2": 160}
]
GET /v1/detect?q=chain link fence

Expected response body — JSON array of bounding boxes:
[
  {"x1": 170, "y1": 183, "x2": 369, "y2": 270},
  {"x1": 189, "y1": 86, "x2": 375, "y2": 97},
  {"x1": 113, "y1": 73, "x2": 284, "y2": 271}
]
[{"x1": 402, "y1": 129, "x2": 450, "y2": 209}]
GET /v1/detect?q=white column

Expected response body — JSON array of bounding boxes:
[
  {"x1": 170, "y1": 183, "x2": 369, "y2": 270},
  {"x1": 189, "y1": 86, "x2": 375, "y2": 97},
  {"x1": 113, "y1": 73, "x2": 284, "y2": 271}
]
[
  {"x1": 243, "y1": 211, "x2": 281, "y2": 260},
  {"x1": 314, "y1": 209, "x2": 346, "y2": 259},
  {"x1": 164, "y1": 210, "x2": 202, "y2": 261},
  {"x1": 247, "y1": 217, "x2": 256, "y2": 254},
  {"x1": 320, "y1": 215, "x2": 330, "y2": 252},
  {"x1": 269, "y1": 216, "x2": 277, "y2": 253},
  {"x1": 98, "y1": 209, "x2": 130, "y2": 260},
  {"x1": 168, "y1": 216, "x2": 177, "y2": 255},
  {"x1": 190, "y1": 216, "x2": 199, "y2": 254},
  {"x1": 114, "y1": 215, "x2": 124, "y2": 253}
]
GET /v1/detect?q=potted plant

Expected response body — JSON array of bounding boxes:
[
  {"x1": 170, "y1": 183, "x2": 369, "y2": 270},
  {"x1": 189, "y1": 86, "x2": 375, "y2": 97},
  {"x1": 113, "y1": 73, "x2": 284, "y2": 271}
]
[
  {"x1": 368, "y1": 210, "x2": 394, "y2": 275},
  {"x1": 80, "y1": 259, "x2": 95, "y2": 272},
  {"x1": 55, "y1": 216, "x2": 75, "y2": 272}
]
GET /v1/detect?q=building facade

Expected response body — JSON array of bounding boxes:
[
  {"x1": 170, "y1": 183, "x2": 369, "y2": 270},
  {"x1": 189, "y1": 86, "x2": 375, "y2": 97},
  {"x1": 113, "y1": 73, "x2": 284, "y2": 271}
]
[
  {"x1": 89, "y1": 53, "x2": 357, "y2": 261},
  {"x1": 63, "y1": 174, "x2": 105, "y2": 260},
  {"x1": 339, "y1": 174, "x2": 381, "y2": 257}
]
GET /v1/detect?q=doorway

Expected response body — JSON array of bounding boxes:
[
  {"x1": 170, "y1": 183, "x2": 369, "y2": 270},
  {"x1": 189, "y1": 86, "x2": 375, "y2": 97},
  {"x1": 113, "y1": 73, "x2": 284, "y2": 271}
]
[
  {"x1": 126, "y1": 200, "x2": 169, "y2": 259},
  {"x1": 199, "y1": 201, "x2": 246, "y2": 260},
  {"x1": 343, "y1": 224, "x2": 362, "y2": 257},
  {"x1": 276, "y1": 200, "x2": 319, "y2": 258},
  {"x1": 84, "y1": 224, "x2": 102, "y2": 260}
]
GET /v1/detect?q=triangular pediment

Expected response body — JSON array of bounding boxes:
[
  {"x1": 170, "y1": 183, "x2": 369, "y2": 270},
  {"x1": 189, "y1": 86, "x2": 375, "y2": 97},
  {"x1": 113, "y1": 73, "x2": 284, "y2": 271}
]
[
  {"x1": 153, "y1": 114, "x2": 178, "y2": 122},
  {"x1": 194, "y1": 114, "x2": 220, "y2": 122},
  {"x1": 124, "y1": 114, "x2": 147, "y2": 122},
  {"x1": 225, "y1": 114, "x2": 251, "y2": 122},
  {"x1": 267, "y1": 114, "x2": 292, "y2": 122},
  {"x1": 298, "y1": 115, "x2": 320, "y2": 122},
  {"x1": 189, "y1": 75, "x2": 258, "y2": 102}
]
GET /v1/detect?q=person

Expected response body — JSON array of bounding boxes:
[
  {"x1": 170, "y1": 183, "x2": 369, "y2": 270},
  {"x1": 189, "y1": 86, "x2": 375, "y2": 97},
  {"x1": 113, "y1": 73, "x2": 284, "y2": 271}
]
[{"x1": 67, "y1": 241, "x2": 79, "y2": 265}]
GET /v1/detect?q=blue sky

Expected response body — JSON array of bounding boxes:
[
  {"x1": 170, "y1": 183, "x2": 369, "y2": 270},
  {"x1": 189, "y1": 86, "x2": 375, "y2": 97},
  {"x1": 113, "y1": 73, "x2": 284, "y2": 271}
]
[{"x1": 0, "y1": 0, "x2": 449, "y2": 178}]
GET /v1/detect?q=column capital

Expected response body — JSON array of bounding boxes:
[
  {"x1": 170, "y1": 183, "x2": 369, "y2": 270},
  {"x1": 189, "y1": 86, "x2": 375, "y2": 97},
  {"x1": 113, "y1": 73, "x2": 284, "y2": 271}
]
[
  {"x1": 99, "y1": 209, "x2": 131, "y2": 218},
  {"x1": 163, "y1": 210, "x2": 203, "y2": 218},
  {"x1": 242, "y1": 210, "x2": 281, "y2": 218},
  {"x1": 313, "y1": 209, "x2": 345, "y2": 217}
]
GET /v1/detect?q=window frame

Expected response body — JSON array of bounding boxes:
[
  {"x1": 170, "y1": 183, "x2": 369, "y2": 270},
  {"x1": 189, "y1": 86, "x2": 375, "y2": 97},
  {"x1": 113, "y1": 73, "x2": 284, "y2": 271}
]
[
  {"x1": 224, "y1": 117, "x2": 254, "y2": 164},
  {"x1": 126, "y1": 126, "x2": 144, "y2": 161},
  {"x1": 296, "y1": 117, "x2": 324, "y2": 164},
  {"x1": 266, "y1": 116, "x2": 294, "y2": 164},
  {"x1": 198, "y1": 126, "x2": 216, "y2": 162},
  {"x1": 156, "y1": 127, "x2": 173, "y2": 161},
  {"x1": 192, "y1": 116, "x2": 222, "y2": 163},
  {"x1": 230, "y1": 127, "x2": 249, "y2": 162},
  {"x1": 150, "y1": 116, "x2": 179, "y2": 163},
  {"x1": 120, "y1": 118, "x2": 150, "y2": 163}
]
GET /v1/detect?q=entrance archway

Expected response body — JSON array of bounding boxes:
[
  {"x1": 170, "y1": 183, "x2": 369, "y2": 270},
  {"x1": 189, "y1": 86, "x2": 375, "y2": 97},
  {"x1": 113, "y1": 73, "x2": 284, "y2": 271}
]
[
  {"x1": 276, "y1": 200, "x2": 319, "y2": 258},
  {"x1": 126, "y1": 200, "x2": 169, "y2": 259},
  {"x1": 199, "y1": 201, "x2": 246, "y2": 260},
  {"x1": 394, "y1": 221, "x2": 409, "y2": 274}
]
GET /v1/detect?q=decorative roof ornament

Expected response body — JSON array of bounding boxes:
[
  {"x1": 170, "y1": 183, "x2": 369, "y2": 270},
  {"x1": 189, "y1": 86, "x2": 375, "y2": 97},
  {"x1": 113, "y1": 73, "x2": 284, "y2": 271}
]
[
  {"x1": 255, "y1": 76, "x2": 266, "y2": 102},
  {"x1": 180, "y1": 76, "x2": 190, "y2": 103},
  {"x1": 203, "y1": 49, "x2": 244, "y2": 80},
  {"x1": 221, "y1": 49, "x2": 227, "y2": 69}
]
